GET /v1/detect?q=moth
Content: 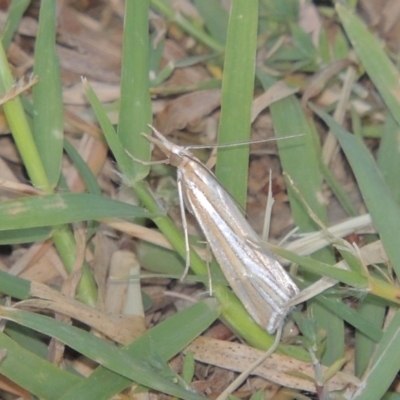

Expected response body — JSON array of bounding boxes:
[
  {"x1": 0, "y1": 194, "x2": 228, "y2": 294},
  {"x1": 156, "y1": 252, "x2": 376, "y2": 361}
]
[{"x1": 143, "y1": 128, "x2": 299, "y2": 334}]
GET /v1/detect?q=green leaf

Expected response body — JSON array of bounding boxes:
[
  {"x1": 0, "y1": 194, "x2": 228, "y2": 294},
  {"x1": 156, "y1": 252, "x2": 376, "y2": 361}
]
[
  {"x1": 355, "y1": 302, "x2": 386, "y2": 376},
  {"x1": 377, "y1": 115, "x2": 400, "y2": 204},
  {"x1": 0, "y1": 227, "x2": 52, "y2": 244},
  {"x1": 0, "y1": 300, "x2": 219, "y2": 400},
  {"x1": 216, "y1": 0, "x2": 258, "y2": 208},
  {"x1": 352, "y1": 310, "x2": 400, "y2": 400},
  {"x1": 0, "y1": 270, "x2": 30, "y2": 299},
  {"x1": 83, "y1": 79, "x2": 137, "y2": 184},
  {"x1": 0, "y1": 193, "x2": 152, "y2": 230},
  {"x1": 63, "y1": 140, "x2": 102, "y2": 196},
  {"x1": 193, "y1": 0, "x2": 228, "y2": 44},
  {"x1": 150, "y1": 0, "x2": 223, "y2": 52},
  {"x1": 118, "y1": 0, "x2": 152, "y2": 181},
  {"x1": 0, "y1": 332, "x2": 81, "y2": 399},
  {"x1": 182, "y1": 351, "x2": 195, "y2": 384},
  {"x1": 312, "y1": 105, "x2": 400, "y2": 278},
  {"x1": 1, "y1": 0, "x2": 30, "y2": 49},
  {"x1": 32, "y1": 0, "x2": 64, "y2": 188},
  {"x1": 259, "y1": 72, "x2": 342, "y2": 364},
  {"x1": 270, "y1": 245, "x2": 368, "y2": 288},
  {"x1": 336, "y1": 3, "x2": 400, "y2": 127}
]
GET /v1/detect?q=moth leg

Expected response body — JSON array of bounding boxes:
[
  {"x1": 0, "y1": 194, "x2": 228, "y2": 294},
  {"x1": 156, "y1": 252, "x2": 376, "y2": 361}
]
[
  {"x1": 177, "y1": 172, "x2": 191, "y2": 280},
  {"x1": 216, "y1": 325, "x2": 283, "y2": 400},
  {"x1": 205, "y1": 241, "x2": 213, "y2": 296},
  {"x1": 262, "y1": 169, "x2": 274, "y2": 241}
]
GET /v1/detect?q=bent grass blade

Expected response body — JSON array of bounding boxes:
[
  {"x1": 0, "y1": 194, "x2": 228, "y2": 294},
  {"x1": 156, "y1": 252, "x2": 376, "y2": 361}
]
[{"x1": 143, "y1": 128, "x2": 299, "y2": 334}]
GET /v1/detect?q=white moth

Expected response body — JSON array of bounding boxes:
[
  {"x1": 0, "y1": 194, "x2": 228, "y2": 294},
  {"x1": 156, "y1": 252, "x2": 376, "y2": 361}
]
[{"x1": 144, "y1": 128, "x2": 300, "y2": 334}]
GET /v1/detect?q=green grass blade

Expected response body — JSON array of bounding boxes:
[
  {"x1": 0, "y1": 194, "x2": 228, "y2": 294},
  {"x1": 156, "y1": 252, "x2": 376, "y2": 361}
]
[
  {"x1": 270, "y1": 245, "x2": 368, "y2": 287},
  {"x1": 355, "y1": 302, "x2": 386, "y2": 377},
  {"x1": 150, "y1": 0, "x2": 224, "y2": 52},
  {"x1": 83, "y1": 79, "x2": 137, "y2": 183},
  {"x1": 0, "y1": 301, "x2": 218, "y2": 400},
  {"x1": 1, "y1": 0, "x2": 30, "y2": 49},
  {"x1": 352, "y1": 310, "x2": 400, "y2": 400},
  {"x1": 377, "y1": 114, "x2": 400, "y2": 204},
  {"x1": 312, "y1": 106, "x2": 400, "y2": 278},
  {"x1": 0, "y1": 332, "x2": 81, "y2": 399},
  {"x1": 320, "y1": 162, "x2": 359, "y2": 216},
  {"x1": 0, "y1": 41, "x2": 51, "y2": 192},
  {"x1": 32, "y1": 0, "x2": 64, "y2": 188},
  {"x1": 0, "y1": 193, "x2": 152, "y2": 230},
  {"x1": 336, "y1": 3, "x2": 400, "y2": 127},
  {"x1": 383, "y1": 393, "x2": 400, "y2": 400},
  {"x1": 0, "y1": 34, "x2": 97, "y2": 307},
  {"x1": 193, "y1": 0, "x2": 228, "y2": 44},
  {"x1": 51, "y1": 227, "x2": 97, "y2": 305},
  {"x1": 0, "y1": 270, "x2": 30, "y2": 299},
  {"x1": 118, "y1": 0, "x2": 152, "y2": 181},
  {"x1": 309, "y1": 295, "x2": 382, "y2": 342},
  {"x1": 0, "y1": 227, "x2": 53, "y2": 244},
  {"x1": 59, "y1": 299, "x2": 219, "y2": 399},
  {"x1": 258, "y1": 71, "x2": 343, "y2": 364},
  {"x1": 267, "y1": 95, "x2": 326, "y2": 230},
  {"x1": 215, "y1": 0, "x2": 257, "y2": 207},
  {"x1": 0, "y1": 300, "x2": 219, "y2": 400},
  {"x1": 5, "y1": 322, "x2": 49, "y2": 359},
  {"x1": 63, "y1": 140, "x2": 102, "y2": 196}
]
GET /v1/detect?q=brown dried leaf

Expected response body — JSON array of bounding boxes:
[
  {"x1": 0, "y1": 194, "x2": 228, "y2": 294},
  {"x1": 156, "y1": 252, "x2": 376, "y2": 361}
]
[
  {"x1": 28, "y1": 281, "x2": 145, "y2": 345},
  {"x1": 360, "y1": 240, "x2": 388, "y2": 265},
  {"x1": 186, "y1": 337, "x2": 360, "y2": 394},
  {"x1": 56, "y1": 5, "x2": 121, "y2": 83},
  {"x1": 251, "y1": 81, "x2": 298, "y2": 123},
  {"x1": 301, "y1": 59, "x2": 354, "y2": 107},
  {"x1": 156, "y1": 89, "x2": 221, "y2": 135}
]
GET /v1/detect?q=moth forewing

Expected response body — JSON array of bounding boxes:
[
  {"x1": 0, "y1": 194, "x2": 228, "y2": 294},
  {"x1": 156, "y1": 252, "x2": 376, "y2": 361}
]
[
  {"x1": 183, "y1": 165, "x2": 299, "y2": 333},
  {"x1": 143, "y1": 129, "x2": 300, "y2": 334}
]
